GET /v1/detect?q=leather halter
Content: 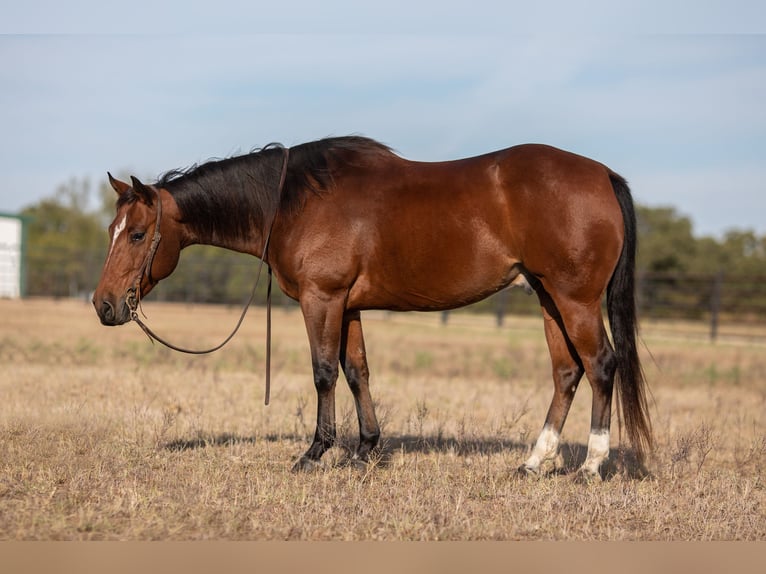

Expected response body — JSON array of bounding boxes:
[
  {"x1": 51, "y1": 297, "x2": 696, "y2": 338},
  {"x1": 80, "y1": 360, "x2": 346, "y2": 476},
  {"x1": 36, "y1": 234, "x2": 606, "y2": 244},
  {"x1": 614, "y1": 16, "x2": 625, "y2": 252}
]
[
  {"x1": 125, "y1": 191, "x2": 164, "y2": 315},
  {"x1": 125, "y1": 146, "x2": 290, "y2": 405}
]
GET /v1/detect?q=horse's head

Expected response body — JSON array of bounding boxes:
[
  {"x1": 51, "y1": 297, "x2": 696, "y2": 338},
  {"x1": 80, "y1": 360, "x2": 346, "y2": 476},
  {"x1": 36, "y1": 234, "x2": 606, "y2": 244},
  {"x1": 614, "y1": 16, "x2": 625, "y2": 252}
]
[{"x1": 93, "y1": 174, "x2": 184, "y2": 326}]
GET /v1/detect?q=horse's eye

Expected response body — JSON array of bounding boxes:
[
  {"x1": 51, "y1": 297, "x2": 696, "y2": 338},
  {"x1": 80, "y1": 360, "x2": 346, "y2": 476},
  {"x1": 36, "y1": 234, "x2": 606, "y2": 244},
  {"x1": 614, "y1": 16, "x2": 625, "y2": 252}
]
[{"x1": 130, "y1": 231, "x2": 146, "y2": 243}]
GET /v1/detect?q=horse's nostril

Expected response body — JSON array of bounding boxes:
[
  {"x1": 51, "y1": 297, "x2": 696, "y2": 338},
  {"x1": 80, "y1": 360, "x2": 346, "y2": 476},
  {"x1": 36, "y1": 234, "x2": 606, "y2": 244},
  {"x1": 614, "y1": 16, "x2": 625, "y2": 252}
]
[{"x1": 100, "y1": 300, "x2": 115, "y2": 322}]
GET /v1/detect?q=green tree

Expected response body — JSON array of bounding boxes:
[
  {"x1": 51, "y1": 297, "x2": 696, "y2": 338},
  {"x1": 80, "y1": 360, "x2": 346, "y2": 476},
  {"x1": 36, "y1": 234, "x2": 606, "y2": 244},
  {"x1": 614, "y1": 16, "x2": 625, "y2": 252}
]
[
  {"x1": 718, "y1": 230, "x2": 766, "y2": 275},
  {"x1": 636, "y1": 205, "x2": 698, "y2": 274},
  {"x1": 22, "y1": 177, "x2": 104, "y2": 298}
]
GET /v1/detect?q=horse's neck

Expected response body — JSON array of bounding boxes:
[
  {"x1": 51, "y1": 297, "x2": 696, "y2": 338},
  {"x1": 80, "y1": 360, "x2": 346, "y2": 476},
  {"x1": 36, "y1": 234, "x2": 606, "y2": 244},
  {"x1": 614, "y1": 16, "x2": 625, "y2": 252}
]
[
  {"x1": 187, "y1": 222, "x2": 267, "y2": 260},
  {"x1": 171, "y1": 193, "x2": 269, "y2": 259}
]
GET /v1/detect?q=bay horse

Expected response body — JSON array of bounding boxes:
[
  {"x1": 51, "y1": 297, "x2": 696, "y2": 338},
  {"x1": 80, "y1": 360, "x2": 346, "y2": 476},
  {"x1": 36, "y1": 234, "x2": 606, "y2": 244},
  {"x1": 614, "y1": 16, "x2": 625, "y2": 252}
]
[{"x1": 92, "y1": 136, "x2": 652, "y2": 479}]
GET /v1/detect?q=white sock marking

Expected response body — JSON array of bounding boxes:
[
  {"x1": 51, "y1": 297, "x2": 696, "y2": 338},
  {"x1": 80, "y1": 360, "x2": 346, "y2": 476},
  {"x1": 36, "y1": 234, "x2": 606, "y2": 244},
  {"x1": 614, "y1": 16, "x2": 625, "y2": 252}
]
[
  {"x1": 524, "y1": 425, "x2": 560, "y2": 470},
  {"x1": 581, "y1": 430, "x2": 610, "y2": 475}
]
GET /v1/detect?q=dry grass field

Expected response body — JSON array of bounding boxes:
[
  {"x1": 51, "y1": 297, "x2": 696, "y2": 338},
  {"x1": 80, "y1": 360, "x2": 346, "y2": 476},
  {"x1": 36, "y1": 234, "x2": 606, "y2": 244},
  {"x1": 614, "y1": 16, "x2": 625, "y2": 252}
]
[{"x1": 1, "y1": 297, "x2": 764, "y2": 540}]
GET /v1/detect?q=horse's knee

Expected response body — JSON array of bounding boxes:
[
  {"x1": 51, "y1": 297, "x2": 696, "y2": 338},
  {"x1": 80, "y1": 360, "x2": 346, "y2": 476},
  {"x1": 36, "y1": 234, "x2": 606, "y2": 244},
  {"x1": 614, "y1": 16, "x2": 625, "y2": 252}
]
[
  {"x1": 313, "y1": 360, "x2": 338, "y2": 392},
  {"x1": 343, "y1": 363, "x2": 370, "y2": 393}
]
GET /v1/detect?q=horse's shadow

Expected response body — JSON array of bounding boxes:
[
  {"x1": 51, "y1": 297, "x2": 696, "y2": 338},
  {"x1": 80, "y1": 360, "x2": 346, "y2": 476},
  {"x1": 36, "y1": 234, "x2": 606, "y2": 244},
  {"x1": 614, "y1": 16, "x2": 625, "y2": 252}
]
[
  {"x1": 163, "y1": 433, "x2": 257, "y2": 451},
  {"x1": 162, "y1": 431, "x2": 650, "y2": 480},
  {"x1": 375, "y1": 435, "x2": 649, "y2": 479}
]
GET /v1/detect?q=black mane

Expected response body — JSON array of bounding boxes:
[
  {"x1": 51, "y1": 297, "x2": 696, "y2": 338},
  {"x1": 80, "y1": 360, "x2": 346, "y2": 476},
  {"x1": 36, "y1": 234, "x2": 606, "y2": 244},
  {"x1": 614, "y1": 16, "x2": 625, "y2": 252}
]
[{"x1": 152, "y1": 135, "x2": 393, "y2": 244}]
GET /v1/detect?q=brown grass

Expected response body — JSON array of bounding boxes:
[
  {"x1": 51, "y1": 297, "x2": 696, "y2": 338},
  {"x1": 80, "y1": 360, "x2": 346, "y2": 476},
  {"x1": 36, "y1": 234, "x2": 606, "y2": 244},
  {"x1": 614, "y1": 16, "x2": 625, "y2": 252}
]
[{"x1": 1, "y1": 298, "x2": 764, "y2": 540}]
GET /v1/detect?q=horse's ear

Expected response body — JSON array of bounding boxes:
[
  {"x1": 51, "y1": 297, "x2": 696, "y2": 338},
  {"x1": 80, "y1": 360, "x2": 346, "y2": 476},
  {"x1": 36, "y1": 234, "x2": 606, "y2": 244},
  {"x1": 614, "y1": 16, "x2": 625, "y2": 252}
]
[
  {"x1": 107, "y1": 172, "x2": 131, "y2": 196},
  {"x1": 130, "y1": 176, "x2": 154, "y2": 206}
]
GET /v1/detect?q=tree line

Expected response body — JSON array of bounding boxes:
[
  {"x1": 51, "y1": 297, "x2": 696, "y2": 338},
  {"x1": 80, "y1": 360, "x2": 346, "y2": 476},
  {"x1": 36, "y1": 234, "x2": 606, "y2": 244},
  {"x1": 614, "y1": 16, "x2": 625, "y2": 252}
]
[{"x1": 19, "y1": 175, "x2": 766, "y2": 322}]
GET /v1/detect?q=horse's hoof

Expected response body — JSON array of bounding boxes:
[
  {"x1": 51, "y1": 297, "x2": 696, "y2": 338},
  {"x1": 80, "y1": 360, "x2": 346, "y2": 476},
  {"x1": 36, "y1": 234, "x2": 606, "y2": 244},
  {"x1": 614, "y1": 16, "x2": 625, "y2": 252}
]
[
  {"x1": 516, "y1": 464, "x2": 540, "y2": 479},
  {"x1": 291, "y1": 457, "x2": 323, "y2": 473},
  {"x1": 573, "y1": 467, "x2": 603, "y2": 484},
  {"x1": 342, "y1": 455, "x2": 369, "y2": 471}
]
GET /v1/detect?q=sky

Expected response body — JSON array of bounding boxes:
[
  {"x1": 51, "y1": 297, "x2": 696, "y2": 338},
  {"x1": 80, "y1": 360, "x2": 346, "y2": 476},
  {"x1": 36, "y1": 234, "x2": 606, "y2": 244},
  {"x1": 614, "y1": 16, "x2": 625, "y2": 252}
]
[{"x1": 1, "y1": 1, "x2": 765, "y2": 238}]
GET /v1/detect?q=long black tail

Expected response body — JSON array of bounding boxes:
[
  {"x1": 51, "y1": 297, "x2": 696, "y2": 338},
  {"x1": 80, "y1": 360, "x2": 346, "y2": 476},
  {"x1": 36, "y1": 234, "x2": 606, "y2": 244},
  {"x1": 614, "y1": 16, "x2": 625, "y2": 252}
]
[{"x1": 606, "y1": 171, "x2": 653, "y2": 464}]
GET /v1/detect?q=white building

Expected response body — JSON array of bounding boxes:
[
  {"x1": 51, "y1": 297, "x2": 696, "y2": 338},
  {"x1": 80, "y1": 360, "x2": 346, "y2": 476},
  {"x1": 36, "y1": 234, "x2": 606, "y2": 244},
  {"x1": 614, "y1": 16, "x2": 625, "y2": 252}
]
[{"x1": 0, "y1": 213, "x2": 26, "y2": 298}]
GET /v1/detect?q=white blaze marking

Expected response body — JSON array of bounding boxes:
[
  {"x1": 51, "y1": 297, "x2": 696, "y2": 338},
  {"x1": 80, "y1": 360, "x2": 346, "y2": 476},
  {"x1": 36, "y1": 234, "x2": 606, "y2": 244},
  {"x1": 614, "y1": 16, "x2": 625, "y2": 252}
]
[
  {"x1": 105, "y1": 214, "x2": 127, "y2": 267},
  {"x1": 523, "y1": 425, "x2": 560, "y2": 471}
]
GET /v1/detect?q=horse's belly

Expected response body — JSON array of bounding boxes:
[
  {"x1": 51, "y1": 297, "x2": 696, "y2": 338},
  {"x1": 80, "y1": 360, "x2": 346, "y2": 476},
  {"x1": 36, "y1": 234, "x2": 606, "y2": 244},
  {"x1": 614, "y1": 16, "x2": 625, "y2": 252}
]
[{"x1": 348, "y1": 249, "x2": 520, "y2": 312}]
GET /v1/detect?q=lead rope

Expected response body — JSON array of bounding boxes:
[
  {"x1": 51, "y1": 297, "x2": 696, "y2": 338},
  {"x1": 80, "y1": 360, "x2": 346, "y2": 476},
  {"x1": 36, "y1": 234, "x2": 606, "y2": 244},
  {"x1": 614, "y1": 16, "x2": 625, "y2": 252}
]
[
  {"x1": 127, "y1": 146, "x2": 289, "y2": 406},
  {"x1": 266, "y1": 266, "x2": 273, "y2": 405}
]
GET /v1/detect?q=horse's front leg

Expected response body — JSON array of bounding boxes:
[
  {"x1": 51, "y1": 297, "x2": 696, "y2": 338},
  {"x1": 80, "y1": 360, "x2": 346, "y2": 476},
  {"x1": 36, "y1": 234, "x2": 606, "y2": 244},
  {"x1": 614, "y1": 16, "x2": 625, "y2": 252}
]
[
  {"x1": 340, "y1": 310, "x2": 380, "y2": 465},
  {"x1": 292, "y1": 292, "x2": 345, "y2": 472}
]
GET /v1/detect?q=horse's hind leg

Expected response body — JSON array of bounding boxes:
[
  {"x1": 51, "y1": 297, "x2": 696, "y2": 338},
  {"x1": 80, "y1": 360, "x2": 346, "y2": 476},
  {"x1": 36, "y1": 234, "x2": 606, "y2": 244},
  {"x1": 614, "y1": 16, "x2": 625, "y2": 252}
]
[
  {"x1": 577, "y1": 320, "x2": 617, "y2": 479},
  {"x1": 520, "y1": 290, "x2": 584, "y2": 476},
  {"x1": 552, "y1": 297, "x2": 617, "y2": 480},
  {"x1": 340, "y1": 310, "x2": 380, "y2": 464}
]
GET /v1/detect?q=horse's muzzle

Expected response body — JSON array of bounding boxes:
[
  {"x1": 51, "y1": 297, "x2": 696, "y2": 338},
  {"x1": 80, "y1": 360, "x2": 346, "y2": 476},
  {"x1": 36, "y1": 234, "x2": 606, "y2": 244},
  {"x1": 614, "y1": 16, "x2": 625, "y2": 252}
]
[{"x1": 93, "y1": 295, "x2": 130, "y2": 326}]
